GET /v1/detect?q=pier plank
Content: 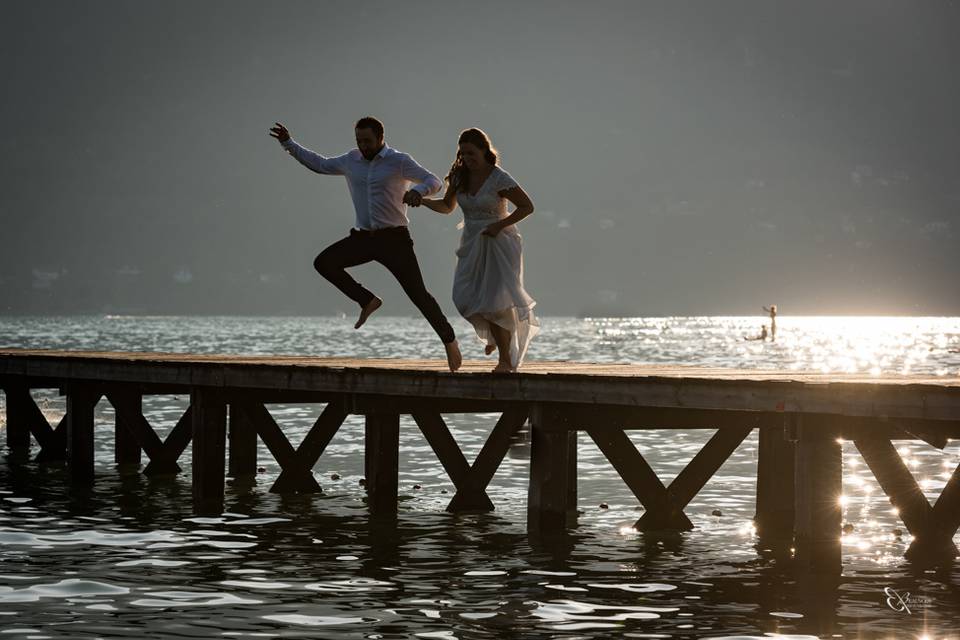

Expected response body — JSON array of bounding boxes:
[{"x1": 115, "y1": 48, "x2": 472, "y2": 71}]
[{"x1": 3, "y1": 350, "x2": 959, "y2": 421}]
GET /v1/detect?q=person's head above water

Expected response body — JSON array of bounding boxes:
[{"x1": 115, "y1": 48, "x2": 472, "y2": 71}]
[{"x1": 355, "y1": 116, "x2": 385, "y2": 161}]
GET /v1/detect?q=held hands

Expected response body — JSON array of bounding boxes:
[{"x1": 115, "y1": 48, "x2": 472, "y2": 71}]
[
  {"x1": 403, "y1": 190, "x2": 423, "y2": 207},
  {"x1": 269, "y1": 122, "x2": 291, "y2": 142}
]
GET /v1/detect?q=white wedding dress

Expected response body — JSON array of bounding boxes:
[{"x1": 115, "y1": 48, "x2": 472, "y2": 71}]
[{"x1": 452, "y1": 165, "x2": 539, "y2": 369}]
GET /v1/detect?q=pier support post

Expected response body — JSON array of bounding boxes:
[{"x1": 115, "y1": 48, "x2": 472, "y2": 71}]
[
  {"x1": 67, "y1": 384, "x2": 99, "y2": 485},
  {"x1": 793, "y1": 418, "x2": 842, "y2": 573},
  {"x1": 527, "y1": 404, "x2": 578, "y2": 532},
  {"x1": 113, "y1": 392, "x2": 142, "y2": 467},
  {"x1": 228, "y1": 403, "x2": 257, "y2": 479},
  {"x1": 192, "y1": 389, "x2": 227, "y2": 515},
  {"x1": 365, "y1": 412, "x2": 399, "y2": 516},
  {"x1": 3, "y1": 382, "x2": 33, "y2": 453},
  {"x1": 755, "y1": 421, "x2": 796, "y2": 542}
]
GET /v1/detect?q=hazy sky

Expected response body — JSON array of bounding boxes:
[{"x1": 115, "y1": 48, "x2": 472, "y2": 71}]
[{"x1": 2, "y1": 0, "x2": 958, "y2": 316}]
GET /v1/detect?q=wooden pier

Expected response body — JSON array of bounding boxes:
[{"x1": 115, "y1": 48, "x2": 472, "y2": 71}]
[{"x1": 2, "y1": 349, "x2": 959, "y2": 573}]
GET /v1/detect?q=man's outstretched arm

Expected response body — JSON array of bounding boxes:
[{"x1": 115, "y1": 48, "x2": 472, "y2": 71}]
[
  {"x1": 269, "y1": 122, "x2": 348, "y2": 175},
  {"x1": 400, "y1": 153, "x2": 442, "y2": 197}
]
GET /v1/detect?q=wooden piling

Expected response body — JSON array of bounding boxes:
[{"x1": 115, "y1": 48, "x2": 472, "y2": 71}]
[
  {"x1": 66, "y1": 384, "x2": 99, "y2": 484},
  {"x1": 365, "y1": 412, "x2": 400, "y2": 516},
  {"x1": 191, "y1": 389, "x2": 227, "y2": 515},
  {"x1": 527, "y1": 404, "x2": 578, "y2": 532},
  {"x1": 113, "y1": 391, "x2": 142, "y2": 467},
  {"x1": 228, "y1": 402, "x2": 257, "y2": 478},
  {"x1": 755, "y1": 421, "x2": 796, "y2": 541},
  {"x1": 793, "y1": 418, "x2": 842, "y2": 573},
  {"x1": 2, "y1": 382, "x2": 33, "y2": 452}
]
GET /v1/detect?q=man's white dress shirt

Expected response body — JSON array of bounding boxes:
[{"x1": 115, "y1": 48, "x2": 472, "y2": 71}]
[{"x1": 282, "y1": 139, "x2": 442, "y2": 230}]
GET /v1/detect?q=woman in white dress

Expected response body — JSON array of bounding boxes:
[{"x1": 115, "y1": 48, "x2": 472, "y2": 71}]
[{"x1": 419, "y1": 128, "x2": 539, "y2": 372}]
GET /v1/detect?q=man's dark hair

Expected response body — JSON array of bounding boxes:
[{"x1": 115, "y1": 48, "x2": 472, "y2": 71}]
[{"x1": 355, "y1": 116, "x2": 384, "y2": 140}]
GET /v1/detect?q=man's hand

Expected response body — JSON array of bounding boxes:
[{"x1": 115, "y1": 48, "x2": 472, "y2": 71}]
[
  {"x1": 269, "y1": 122, "x2": 290, "y2": 142},
  {"x1": 403, "y1": 190, "x2": 423, "y2": 207}
]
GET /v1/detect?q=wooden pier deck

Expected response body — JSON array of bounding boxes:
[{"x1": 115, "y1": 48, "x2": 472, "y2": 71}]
[{"x1": 2, "y1": 348, "x2": 959, "y2": 573}]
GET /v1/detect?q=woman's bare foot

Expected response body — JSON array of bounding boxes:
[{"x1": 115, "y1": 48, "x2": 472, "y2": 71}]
[
  {"x1": 444, "y1": 340, "x2": 462, "y2": 372},
  {"x1": 355, "y1": 297, "x2": 382, "y2": 329},
  {"x1": 484, "y1": 344, "x2": 496, "y2": 356},
  {"x1": 492, "y1": 360, "x2": 514, "y2": 373}
]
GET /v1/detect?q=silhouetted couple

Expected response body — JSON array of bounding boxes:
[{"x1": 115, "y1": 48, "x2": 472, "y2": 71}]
[{"x1": 269, "y1": 117, "x2": 538, "y2": 373}]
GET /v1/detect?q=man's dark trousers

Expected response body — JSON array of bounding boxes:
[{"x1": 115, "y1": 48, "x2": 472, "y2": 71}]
[{"x1": 314, "y1": 226, "x2": 456, "y2": 344}]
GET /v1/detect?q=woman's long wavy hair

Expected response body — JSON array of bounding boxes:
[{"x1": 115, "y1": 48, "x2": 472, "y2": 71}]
[{"x1": 445, "y1": 128, "x2": 498, "y2": 193}]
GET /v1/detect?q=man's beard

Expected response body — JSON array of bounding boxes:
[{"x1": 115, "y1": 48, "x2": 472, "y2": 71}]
[{"x1": 362, "y1": 144, "x2": 384, "y2": 161}]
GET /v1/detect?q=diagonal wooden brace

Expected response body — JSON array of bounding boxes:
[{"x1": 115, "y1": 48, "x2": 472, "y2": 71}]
[
  {"x1": 3, "y1": 384, "x2": 67, "y2": 459},
  {"x1": 590, "y1": 426, "x2": 752, "y2": 531},
  {"x1": 588, "y1": 428, "x2": 692, "y2": 530},
  {"x1": 855, "y1": 438, "x2": 959, "y2": 561},
  {"x1": 272, "y1": 402, "x2": 348, "y2": 493},
  {"x1": 107, "y1": 392, "x2": 191, "y2": 475},
  {"x1": 412, "y1": 408, "x2": 528, "y2": 512},
  {"x1": 237, "y1": 401, "x2": 319, "y2": 492}
]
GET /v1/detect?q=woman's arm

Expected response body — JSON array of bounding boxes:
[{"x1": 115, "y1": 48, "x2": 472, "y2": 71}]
[
  {"x1": 420, "y1": 186, "x2": 458, "y2": 215},
  {"x1": 482, "y1": 186, "x2": 534, "y2": 236}
]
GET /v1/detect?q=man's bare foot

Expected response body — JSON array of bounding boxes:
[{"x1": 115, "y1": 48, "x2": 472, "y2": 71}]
[
  {"x1": 484, "y1": 344, "x2": 496, "y2": 356},
  {"x1": 355, "y1": 297, "x2": 382, "y2": 329},
  {"x1": 492, "y1": 361, "x2": 514, "y2": 374},
  {"x1": 444, "y1": 340, "x2": 462, "y2": 372}
]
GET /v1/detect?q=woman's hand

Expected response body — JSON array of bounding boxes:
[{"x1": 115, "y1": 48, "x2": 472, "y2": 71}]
[{"x1": 482, "y1": 221, "x2": 505, "y2": 237}]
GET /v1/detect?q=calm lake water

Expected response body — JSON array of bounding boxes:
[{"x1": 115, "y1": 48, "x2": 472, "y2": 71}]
[{"x1": 1, "y1": 315, "x2": 959, "y2": 639}]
